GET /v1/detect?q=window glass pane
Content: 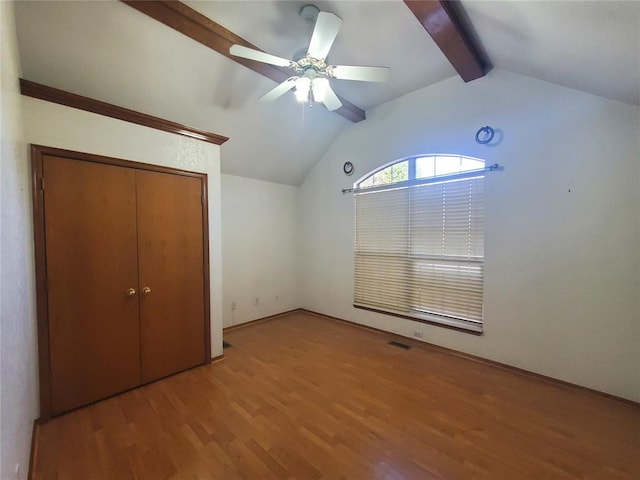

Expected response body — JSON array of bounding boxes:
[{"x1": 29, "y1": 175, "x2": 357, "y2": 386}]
[
  {"x1": 460, "y1": 157, "x2": 484, "y2": 171},
  {"x1": 415, "y1": 157, "x2": 435, "y2": 179},
  {"x1": 362, "y1": 160, "x2": 408, "y2": 187},
  {"x1": 435, "y1": 156, "x2": 462, "y2": 176},
  {"x1": 390, "y1": 161, "x2": 409, "y2": 183},
  {"x1": 358, "y1": 155, "x2": 483, "y2": 189},
  {"x1": 370, "y1": 168, "x2": 389, "y2": 186},
  {"x1": 359, "y1": 176, "x2": 375, "y2": 188}
]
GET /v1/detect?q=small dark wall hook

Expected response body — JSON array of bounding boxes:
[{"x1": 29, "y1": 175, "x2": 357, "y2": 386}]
[{"x1": 475, "y1": 126, "x2": 495, "y2": 144}]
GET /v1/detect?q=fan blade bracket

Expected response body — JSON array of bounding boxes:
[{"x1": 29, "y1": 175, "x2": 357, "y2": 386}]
[
  {"x1": 328, "y1": 65, "x2": 391, "y2": 83},
  {"x1": 259, "y1": 77, "x2": 298, "y2": 103},
  {"x1": 230, "y1": 44, "x2": 293, "y2": 68}
]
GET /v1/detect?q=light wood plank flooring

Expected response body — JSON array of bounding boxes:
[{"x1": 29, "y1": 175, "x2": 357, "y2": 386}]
[{"x1": 32, "y1": 311, "x2": 640, "y2": 479}]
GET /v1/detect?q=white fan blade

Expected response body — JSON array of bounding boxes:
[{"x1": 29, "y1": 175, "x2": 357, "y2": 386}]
[
  {"x1": 230, "y1": 45, "x2": 291, "y2": 67},
  {"x1": 259, "y1": 77, "x2": 297, "y2": 103},
  {"x1": 330, "y1": 65, "x2": 390, "y2": 82},
  {"x1": 307, "y1": 12, "x2": 342, "y2": 60},
  {"x1": 322, "y1": 84, "x2": 342, "y2": 111}
]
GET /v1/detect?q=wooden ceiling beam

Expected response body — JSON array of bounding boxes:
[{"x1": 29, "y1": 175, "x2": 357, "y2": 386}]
[
  {"x1": 122, "y1": 1, "x2": 365, "y2": 123},
  {"x1": 404, "y1": 0, "x2": 487, "y2": 82}
]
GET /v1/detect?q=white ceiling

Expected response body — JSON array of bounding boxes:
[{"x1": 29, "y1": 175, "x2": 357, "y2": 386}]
[
  {"x1": 13, "y1": 1, "x2": 640, "y2": 186},
  {"x1": 463, "y1": 0, "x2": 640, "y2": 106}
]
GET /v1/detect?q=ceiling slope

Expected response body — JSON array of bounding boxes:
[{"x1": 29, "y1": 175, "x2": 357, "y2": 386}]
[
  {"x1": 14, "y1": 0, "x2": 354, "y2": 186},
  {"x1": 13, "y1": 1, "x2": 639, "y2": 187},
  {"x1": 461, "y1": 0, "x2": 640, "y2": 106}
]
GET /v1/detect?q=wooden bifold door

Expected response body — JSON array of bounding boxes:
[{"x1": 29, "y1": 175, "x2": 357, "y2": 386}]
[{"x1": 33, "y1": 146, "x2": 210, "y2": 419}]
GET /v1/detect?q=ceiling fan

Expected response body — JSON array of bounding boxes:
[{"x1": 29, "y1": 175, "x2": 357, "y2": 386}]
[{"x1": 229, "y1": 6, "x2": 390, "y2": 112}]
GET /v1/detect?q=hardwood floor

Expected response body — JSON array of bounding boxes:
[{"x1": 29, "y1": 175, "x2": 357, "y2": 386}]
[{"x1": 32, "y1": 311, "x2": 640, "y2": 479}]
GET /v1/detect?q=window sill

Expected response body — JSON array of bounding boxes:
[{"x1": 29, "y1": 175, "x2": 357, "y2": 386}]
[{"x1": 353, "y1": 304, "x2": 483, "y2": 335}]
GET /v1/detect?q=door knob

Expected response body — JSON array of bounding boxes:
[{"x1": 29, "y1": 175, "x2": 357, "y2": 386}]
[
  {"x1": 126, "y1": 288, "x2": 136, "y2": 296},
  {"x1": 142, "y1": 287, "x2": 151, "y2": 295}
]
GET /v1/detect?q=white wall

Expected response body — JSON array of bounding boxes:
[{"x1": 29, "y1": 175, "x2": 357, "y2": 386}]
[
  {"x1": 221, "y1": 174, "x2": 299, "y2": 327},
  {"x1": 299, "y1": 69, "x2": 640, "y2": 402},
  {"x1": 21, "y1": 97, "x2": 224, "y2": 359},
  {"x1": 0, "y1": 2, "x2": 39, "y2": 478}
]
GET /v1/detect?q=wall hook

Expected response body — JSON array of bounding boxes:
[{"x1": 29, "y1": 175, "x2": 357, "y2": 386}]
[{"x1": 475, "y1": 126, "x2": 495, "y2": 144}]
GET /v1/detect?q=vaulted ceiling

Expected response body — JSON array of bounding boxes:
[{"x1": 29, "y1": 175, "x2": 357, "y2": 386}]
[{"x1": 14, "y1": 1, "x2": 640, "y2": 186}]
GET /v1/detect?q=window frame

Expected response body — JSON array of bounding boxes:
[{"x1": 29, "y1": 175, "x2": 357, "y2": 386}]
[
  {"x1": 355, "y1": 154, "x2": 486, "y2": 190},
  {"x1": 353, "y1": 154, "x2": 487, "y2": 334}
]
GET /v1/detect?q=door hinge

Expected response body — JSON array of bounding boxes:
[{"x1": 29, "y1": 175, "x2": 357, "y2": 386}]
[
  {"x1": 44, "y1": 276, "x2": 49, "y2": 292},
  {"x1": 40, "y1": 177, "x2": 45, "y2": 192},
  {"x1": 201, "y1": 195, "x2": 205, "y2": 205}
]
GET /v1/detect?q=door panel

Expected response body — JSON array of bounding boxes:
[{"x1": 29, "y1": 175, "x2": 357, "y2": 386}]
[
  {"x1": 43, "y1": 156, "x2": 141, "y2": 415},
  {"x1": 136, "y1": 170, "x2": 206, "y2": 382}
]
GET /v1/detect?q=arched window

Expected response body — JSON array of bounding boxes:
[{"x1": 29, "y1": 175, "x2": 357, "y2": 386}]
[
  {"x1": 356, "y1": 154, "x2": 485, "y2": 189},
  {"x1": 353, "y1": 154, "x2": 488, "y2": 333}
]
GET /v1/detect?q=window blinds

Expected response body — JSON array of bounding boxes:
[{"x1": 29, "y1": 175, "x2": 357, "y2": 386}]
[{"x1": 354, "y1": 175, "x2": 485, "y2": 332}]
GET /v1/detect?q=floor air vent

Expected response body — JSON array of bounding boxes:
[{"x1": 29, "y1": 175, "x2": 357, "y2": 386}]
[
  {"x1": 388, "y1": 340, "x2": 411, "y2": 350},
  {"x1": 223, "y1": 341, "x2": 232, "y2": 349}
]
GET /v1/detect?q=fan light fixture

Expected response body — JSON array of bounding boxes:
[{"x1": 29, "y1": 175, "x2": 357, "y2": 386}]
[
  {"x1": 311, "y1": 77, "x2": 329, "y2": 102},
  {"x1": 229, "y1": 8, "x2": 390, "y2": 111},
  {"x1": 295, "y1": 77, "x2": 311, "y2": 102},
  {"x1": 294, "y1": 76, "x2": 330, "y2": 103}
]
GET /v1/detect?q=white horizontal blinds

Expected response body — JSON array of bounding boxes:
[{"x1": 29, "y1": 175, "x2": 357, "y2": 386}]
[
  {"x1": 354, "y1": 174, "x2": 484, "y2": 330},
  {"x1": 410, "y1": 177, "x2": 484, "y2": 324},
  {"x1": 355, "y1": 187, "x2": 410, "y2": 313}
]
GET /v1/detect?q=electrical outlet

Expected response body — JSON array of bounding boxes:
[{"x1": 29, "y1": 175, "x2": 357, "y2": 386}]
[
  {"x1": 231, "y1": 302, "x2": 236, "y2": 311},
  {"x1": 254, "y1": 297, "x2": 259, "y2": 306},
  {"x1": 413, "y1": 331, "x2": 423, "y2": 338},
  {"x1": 275, "y1": 295, "x2": 279, "y2": 301}
]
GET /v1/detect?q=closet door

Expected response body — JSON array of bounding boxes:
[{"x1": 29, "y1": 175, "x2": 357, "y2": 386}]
[
  {"x1": 43, "y1": 156, "x2": 141, "y2": 415},
  {"x1": 136, "y1": 170, "x2": 206, "y2": 382}
]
